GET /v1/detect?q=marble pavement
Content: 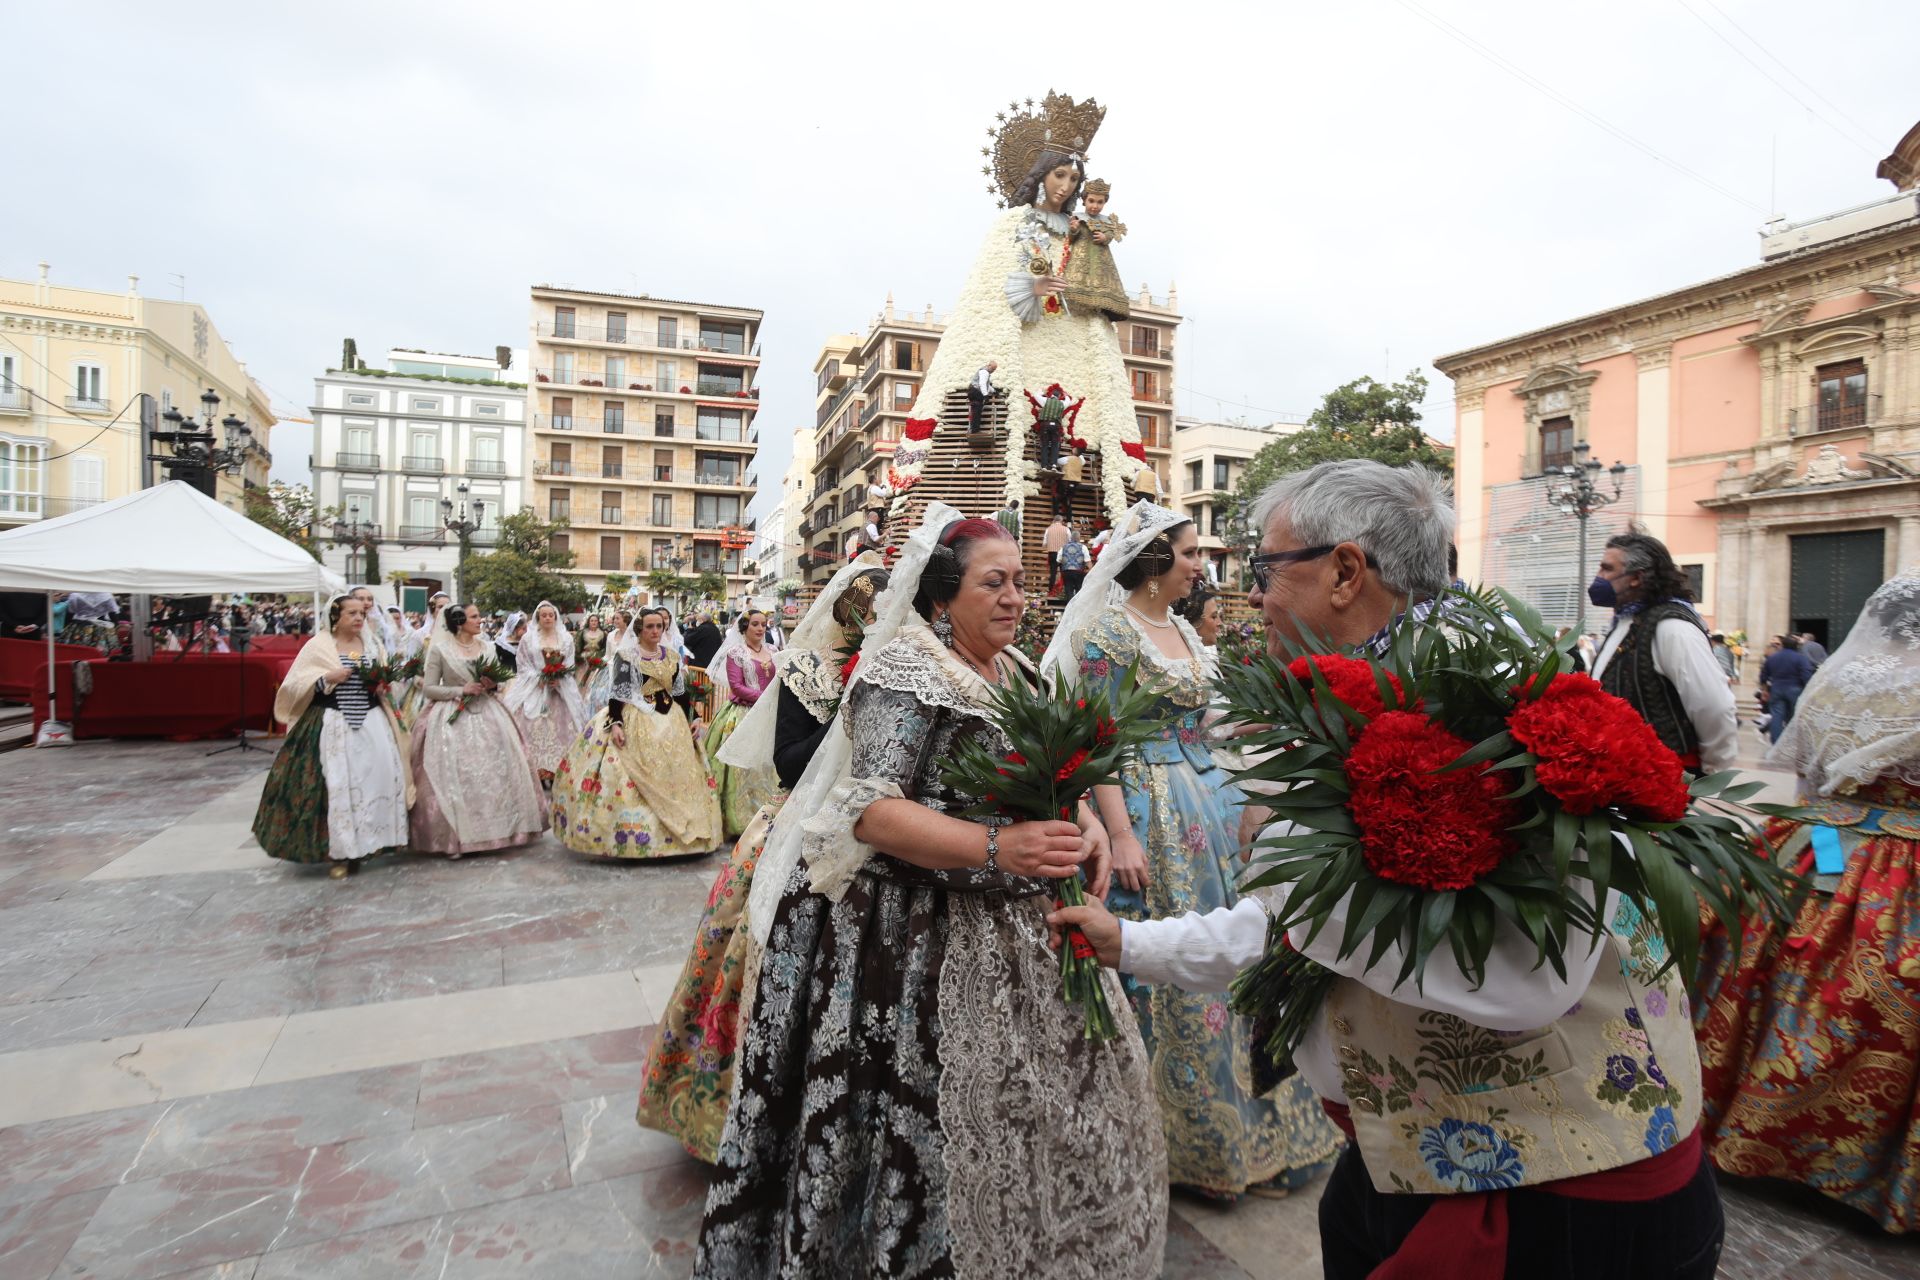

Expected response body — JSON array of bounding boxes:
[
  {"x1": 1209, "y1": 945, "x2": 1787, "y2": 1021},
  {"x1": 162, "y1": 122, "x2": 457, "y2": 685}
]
[{"x1": 0, "y1": 739, "x2": 1917, "y2": 1278}]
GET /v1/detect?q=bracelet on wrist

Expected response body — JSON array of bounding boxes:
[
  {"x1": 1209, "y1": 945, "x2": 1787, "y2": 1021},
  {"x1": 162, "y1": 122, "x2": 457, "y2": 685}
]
[{"x1": 984, "y1": 821, "x2": 1001, "y2": 872}]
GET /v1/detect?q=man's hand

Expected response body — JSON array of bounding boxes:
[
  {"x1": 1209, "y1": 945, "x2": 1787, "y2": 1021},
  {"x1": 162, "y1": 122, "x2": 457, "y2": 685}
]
[{"x1": 1046, "y1": 901, "x2": 1122, "y2": 969}]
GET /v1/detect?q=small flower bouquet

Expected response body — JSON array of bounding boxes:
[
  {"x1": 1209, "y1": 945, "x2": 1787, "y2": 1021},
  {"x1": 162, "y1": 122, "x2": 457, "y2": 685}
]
[
  {"x1": 536, "y1": 650, "x2": 576, "y2": 688},
  {"x1": 361, "y1": 653, "x2": 419, "y2": 693},
  {"x1": 448, "y1": 652, "x2": 515, "y2": 723},
  {"x1": 941, "y1": 664, "x2": 1162, "y2": 1041},
  {"x1": 1216, "y1": 587, "x2": 1796, "y2": 1080}
]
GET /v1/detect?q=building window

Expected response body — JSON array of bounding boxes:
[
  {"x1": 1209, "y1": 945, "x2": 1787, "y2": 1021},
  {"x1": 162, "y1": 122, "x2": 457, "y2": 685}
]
[
  {"x1": 474, "y1": 401, "x2": 501, "y2": 417},
  {"x1": 0, "y1": 438, "x2": 46, "y2": 516},
  {"x1": 606, "y1": 311, "x2": 627, "y2": 344},
  {"x1": 553, "y1": 352, "x2": 575, "y2": 383},
  {"x1": 71, "y1": 454, "x2": 105, "y2": 504},
  {"x1": 696, "y1": 495, "x2": 741, "y2": 528},
  {"x1": 601, "y1": 445, "x2": 623, "y2": 478},
  {"x1": 549, "y1": 442, "x2": 572, "y2": 475},
  {"x1": 472, "y1": 435, "x2": 501, "y2": 465},
  {"x1": 411, "y1": 397, "x2": 440, "y2": 413},
  {"x1": 893, "y1": 381, "x2": 915, "y2": 408},
  {"x1": 342, "y1": 490, "x2": 374, "y2": 525},
  {"x1": 345, "y1": 391, "x2": 374, "y2": 407},
  {"x1": 553, "y1": 306, "x2": 576, "y2": 339},
  {"x1": 549, "y1": 487, "x2": 571, "y2": 521},
  {"x1": 1681, "y1": 563, "x2": 1705, "y2": 602},
  {"x1": 652, "y1": 494, "x2": 673, "y2": 525},
  {"x1": 696, "y1": 453, "x2": 739, "y2": 485},
  {"x1": 657, "y1": 318, "x2": 678, "y2": 349},
  {"x1": 1213, "y1": 459, "x2": 1230, "y2": 490},
  {"x1": 1186, "y1": 460, "x2": 1202, "y2": 492},
  {"x1": 550, "y1": 532, "x2": 570, "y2": 559},
  {"x1": 656, "y1": 360, "x2": 676, "y2": 389},
  {"x1": 1136, "y1": 413, "x2": 1163, "y2": 447},
  {"x1": 653, "y1": 448, "x2": 674, "y2": 482},
  {"x1": 1130, "y1": 369, "x2": 1154, "y2": 400},
  {"x1": 894, "y1": 341, "x2": 915, "y2": 371},
  {"x1": 1817, "y1": 360, "x2": 1868, "y2": 431},
  {"x1": 655, "y1": 407, "x2": 676, "y2": 437},
  {"x1": 702, "y1": 323, "x2": 746, "y2": 354},
  {"x1": 605, "y1": 356, "x2": 626, "y2": 388},
  {"x1": 601, "y1": 491, "x2": 622, "y2": 522},
  {"x1": 1539, "y1": 416, "x2": 1574, "y2": 473},
  {"x1": 550, "y1": 395, "x2": 573, "y2": 430},
  {"x1": 603, "y1": 401, "x2": 624, "y2": 433},
  {"x1": 697, "y1": 407, "x2": 743, "y2": 441},
  {"x1": 344, "y1": 424, "x2": 375, "y2": 462},
  {"x1": 406, "y1": 495, "x2": 438, "y2": 535},
  {"x1": 1130, "y1": 326, "x2": 1159, "y2": 358},
  {"x1": 599, "y1": 536, "x2": 622, "y2": 570},
  {"x1": 72, "y1": 362, "x2": 105, "y2": 407}
]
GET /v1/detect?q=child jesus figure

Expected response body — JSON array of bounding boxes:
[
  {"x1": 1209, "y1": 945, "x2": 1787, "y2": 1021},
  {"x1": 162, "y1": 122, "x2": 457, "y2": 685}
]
[{"x1": 1062, "y1": 178, "x2": 1131, "y2": 321}]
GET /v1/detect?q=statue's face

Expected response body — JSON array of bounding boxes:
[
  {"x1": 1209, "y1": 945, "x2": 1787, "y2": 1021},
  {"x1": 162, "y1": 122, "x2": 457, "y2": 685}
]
[
  {"x1": 1042, "y1": 163, "x2": 1079, "y2": 209},
  {"x1": 1083, "y1": 192, "x2": 1106, "y2": 215}
]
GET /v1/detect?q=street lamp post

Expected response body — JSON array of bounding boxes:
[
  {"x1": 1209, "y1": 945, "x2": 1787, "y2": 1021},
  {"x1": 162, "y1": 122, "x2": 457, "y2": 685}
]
[
  {"x1": 1544, "y1": 442, "x2": 1629, "y2": 637},
  {"x1": 148, "y1": 388, "x2": 260, "y2": 498},
  {"x1": 440, "y1": 482, "x2": 485, "y2": 602},
  {"x1": 330, "y1": 518, "x2": 379, "y2": 583}
]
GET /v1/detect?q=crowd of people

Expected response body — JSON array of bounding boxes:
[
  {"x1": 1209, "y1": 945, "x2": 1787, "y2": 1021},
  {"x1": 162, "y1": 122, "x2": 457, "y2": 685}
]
[{"x1": 209, "y1": 453, "x2": 1920, "y2": 1274}]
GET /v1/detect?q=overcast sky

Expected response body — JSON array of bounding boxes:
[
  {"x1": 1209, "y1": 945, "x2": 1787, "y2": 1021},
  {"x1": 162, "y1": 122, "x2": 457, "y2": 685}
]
[{"x1": 11, "y1": 0, "x2": 1915, "y2": 526}]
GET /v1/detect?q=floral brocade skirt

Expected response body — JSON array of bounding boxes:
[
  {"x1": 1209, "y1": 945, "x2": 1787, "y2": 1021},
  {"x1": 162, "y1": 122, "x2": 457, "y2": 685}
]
[
  {"x1": 252, "y1": 705, "x2": 407, "y2": 864},
  {"x1": 1110, "y1": 755, "x2": 1344, "y2": 1197},
  {"x1": 702, "y1": 701, "x2": 778, "y2": 840},
  {"x1": 1694, "y1": 814, "x2": 1920, "y2": 1232},
  {"x1": 408, "y1": 695, "x2": 548, "y2": 856},
  {"x1": 551, "y1": 707, "x2": 722, "y2": 859},
  {"x1": 636, "y1": 796, "x2": 781, "y2": 1160}
]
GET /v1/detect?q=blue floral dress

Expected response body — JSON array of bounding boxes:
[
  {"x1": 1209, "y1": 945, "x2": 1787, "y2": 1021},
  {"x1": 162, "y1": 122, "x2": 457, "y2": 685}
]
[{"x1": 1079, "y1": 607, "x2": 1343, "y2": 1197}]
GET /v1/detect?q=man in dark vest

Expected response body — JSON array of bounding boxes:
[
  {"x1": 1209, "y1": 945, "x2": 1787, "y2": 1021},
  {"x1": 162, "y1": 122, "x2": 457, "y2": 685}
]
[{"x1": 1588, "y1": 531, "x2": 1736, "y2": 773}]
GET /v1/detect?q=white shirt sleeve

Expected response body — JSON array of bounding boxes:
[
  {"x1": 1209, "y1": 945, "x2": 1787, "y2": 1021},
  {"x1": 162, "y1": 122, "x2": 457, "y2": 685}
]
[
  {"x1": 1652, "y1": 618, "x2": 1739, "y2": 774},
  {"x1": 1118, "y1": 898, "x2": 1269, "y2": 994}
]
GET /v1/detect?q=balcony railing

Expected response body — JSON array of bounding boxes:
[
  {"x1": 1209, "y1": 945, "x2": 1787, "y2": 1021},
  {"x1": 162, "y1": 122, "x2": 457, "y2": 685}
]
[
  {"x1": 64, "y1": 395, "x2": 111, "y2": 414},
  {"x1": 693, "y1": 515, "x2": 746, "y2": 530},
  {"x1": 601, "y1": 463, "x2": 624, "y2": 478},
  {"x1": 549, "y1": 506, "x2": 570, "y2": 522},
  {"x1": 401, "y1": 455, "x2": 444, "y2": 473},
  {"x1": 335, "y1": 451, "x2": 381, "y2": 470},
  {"x1": 602, "y1": 418, "x2": 625, "y2": 434},
  {"x1": 534, "y1": 322, "x2": 757, "y2": 357},
  {"x1": 860, "y1": 400, "x2": 880, "y2": 427},
  {"x1": 600, "y1": 508, "x2": 623, "y2": 523},
  {"x1": 542, "y1": 414, "x2": 573, "y2": 430},
  {"x1": 396, "y1": 524, "x2": 445, "y2": 543},
  {"x1": 543, "y1": 459, "x2": 575, "y2": 476},
  {"x1": 695, "y1": 379, "x2": 746, "y2": 397},
  {"x1": 0, "y1": 386, "x2": 26, "y2": 413},
  {"x1": 1127, "y1": 339, "x2": 1171, "y2": 359},
  {"x1": 471, "y1": 528, "x2": 498, "y2": 546},
  {"x1": 464, "y1": 458, "x2": 507, "y2": 476},
  {"x1": 1131, "y1": 386, "x2": 1173, "y2": 405}
]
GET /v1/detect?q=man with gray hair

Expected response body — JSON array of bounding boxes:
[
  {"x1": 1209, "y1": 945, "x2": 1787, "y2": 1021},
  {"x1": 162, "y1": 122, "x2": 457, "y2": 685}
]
[{"x1": 1052, "y1": 458, "x2": 1726, "y2": 1279}]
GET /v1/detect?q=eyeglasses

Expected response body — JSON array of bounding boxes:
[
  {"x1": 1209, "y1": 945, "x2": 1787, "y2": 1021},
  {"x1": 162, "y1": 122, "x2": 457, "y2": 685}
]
[{"x1": 1247, "y1": 544, "x2": 1378, "y2": 592}]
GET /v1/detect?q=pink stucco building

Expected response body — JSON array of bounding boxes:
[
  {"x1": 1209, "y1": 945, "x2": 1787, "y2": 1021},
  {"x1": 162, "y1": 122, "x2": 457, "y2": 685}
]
[{"x1": 1435, "y1": 121, "x2": 1920, "y2": 648}]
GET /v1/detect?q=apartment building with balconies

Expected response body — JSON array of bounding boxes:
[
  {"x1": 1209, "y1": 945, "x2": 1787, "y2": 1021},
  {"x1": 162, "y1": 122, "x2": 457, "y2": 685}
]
[
  {"x1": 527, "y1": 285, "x2": 763, "y2": 596},
  {"x1": 310, "y1": 346, "x2": 527, "y2": 593},
  {"x1": 0, "y1": 265, "x2": 275, "y2": 527},
  {"x1": 1169, "y1": 415, "x2": 1303, "y2": 588},
  {"x1": 797, "y1": 287, "x2": 1183, "y2": 579}
]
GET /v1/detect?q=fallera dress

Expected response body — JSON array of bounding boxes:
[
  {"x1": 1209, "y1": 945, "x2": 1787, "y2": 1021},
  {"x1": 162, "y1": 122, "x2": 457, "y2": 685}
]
[
  {"x1": 636, "y1": 645, "x2": 848, "y2": 1160},
  {"x1": 407, "y1": 639, "x2": 549, "y2": 856},
  {"x1": 694, "y1": 622, "x2": 1168, "y2": 1279},
  {"x1": 505, "y1": 619, "x2": 587, "y2": 775},
  {"x1": 1079, "y1": 606, "x2": 1343, "y2": 1197},
  {"x1": 253, "y1": 638, "x2": 410, "y2": 865},
  {"x1": 702, "y1": 643, "x2": 780, "y2": 839},
  {"x1": 550, "y1": 644, "x2": 723, "y2": 859}
]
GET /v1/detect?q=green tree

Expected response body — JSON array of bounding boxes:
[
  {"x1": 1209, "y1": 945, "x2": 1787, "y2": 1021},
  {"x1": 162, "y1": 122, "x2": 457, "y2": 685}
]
[
  {"x1": 1223, "y1": 371, "x2": 1453, "y2": 568},
  {"x1": 459, "y1": 507, "x2": 589, "y2": 613},
  {"x1": 645, "y1": 567, "x2": 694, "y2": 607},
  {"x1": 602, "y1": 571, "x2": 633, "y2": 599},
  {"x1": 243, "y1": 482, "x2": 337, "y2": 560}
]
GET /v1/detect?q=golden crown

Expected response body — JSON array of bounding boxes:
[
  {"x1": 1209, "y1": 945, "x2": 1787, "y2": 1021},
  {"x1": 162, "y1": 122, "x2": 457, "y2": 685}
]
[{"x1": 981, "y1": 92, "x2": 1107, "y2": 208}]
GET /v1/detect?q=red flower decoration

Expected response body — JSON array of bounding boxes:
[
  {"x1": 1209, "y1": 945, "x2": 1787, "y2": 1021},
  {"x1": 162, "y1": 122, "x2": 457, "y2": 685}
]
[
  {"x1": 903, "y1": 417, "x2": 937, "y2": 442},
  {"x1": 694, "y1": 1000, "x2": 739, "y2": 1058},
  {"x1": 1056, "y1": 747, "x2": 1090, "y2": 782},
  {"x1": 1507, "y1": 674, "x2": 1689, "y2": 822},
  {"x1": 1286, "y1": 654, "x2": 1417, "y2": 726},
  {"x1": 1344, "y1": 711, "x2": 1518, "y2": 890},
  {"x1": 837, "y1": 652, "x2": 860, "y2": 685},
  {"x1": 1043, "y1": 295, "x2": 1063, "y2": 315},
  {"x1": 1094, "y1": 716, "x2": 1117, "y2": 745},
  {"x1": 1120, "y1": 440, "x2": 1147, "y2": 463}
]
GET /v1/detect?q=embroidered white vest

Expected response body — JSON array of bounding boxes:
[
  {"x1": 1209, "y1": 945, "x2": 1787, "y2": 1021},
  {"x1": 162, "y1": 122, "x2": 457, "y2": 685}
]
[{"x1": 1324, "y1": 898, "x2": 1700, "y2": 1195}]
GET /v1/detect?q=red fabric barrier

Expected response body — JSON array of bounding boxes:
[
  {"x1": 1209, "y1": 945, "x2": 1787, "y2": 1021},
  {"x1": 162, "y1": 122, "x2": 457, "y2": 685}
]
[
  {"x1": 30, "y1": 653, "x2": 296, "y2": 740},
  {"x1": 0, "y1": 638, "x2": 100, "y2": 703},
  {"x1": 244, "y1": 635, "x2": 309, "y2": 654}
]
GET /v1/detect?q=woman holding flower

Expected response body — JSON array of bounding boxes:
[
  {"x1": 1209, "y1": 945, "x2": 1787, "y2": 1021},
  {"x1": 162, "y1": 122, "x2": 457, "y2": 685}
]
[
  {"x1": 1044, "y1": 502, "x2": 1341, "y2": 1201},
  {"x1": 575, "y1": 613, "x2": 610, "y2": 715},
  {"x1": 253, "y1": 593, "x2": 411, "y2": 878},
  {"x1": 637, "y1": 556, "x2": 888, "y2": 1162},
  {"x1": 695, "y1": 506, "x2": 1167, "y2": 1280},
  {"x1": 504, "y1": 600, "x2": 586, "y2": 782},
  {"x1": 550, "y1": 608, "x2": 722, "y2": 860},
  {"x1": 700, "y1": 609, "x2": 780, "y2": 838},
  {"x1": 408, "y1": 604, "x2": 548, "y2": 857}
]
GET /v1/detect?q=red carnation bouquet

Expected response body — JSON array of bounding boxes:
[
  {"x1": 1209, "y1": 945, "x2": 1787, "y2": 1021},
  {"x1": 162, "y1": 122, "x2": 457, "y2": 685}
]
[
  {"x1": 941, "y1": 664, "x2": 1161, "y2": 1041},
  {"x1": 1219, "y1": 586, "x2": 1795, "y2": 1080},
  {"x1": 447, "y1": 652, "x2": 514, "y2": 723},
  {"x1": 535, "y1": 648, "x2": 575, "y2": 688}
]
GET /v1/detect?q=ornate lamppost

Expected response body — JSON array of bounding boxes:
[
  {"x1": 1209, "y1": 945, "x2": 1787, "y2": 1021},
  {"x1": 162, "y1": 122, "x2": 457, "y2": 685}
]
[
  {"x1": 440, "y1": 482, "x2": 485, "y2": 602},
  {"x1": 149, "y1": 388, "x2": 260, "y2": 497},
  {"x1": 330, "y1": 517, "x2": 381, "y2": 584},
  {"x1": 1545, "y1": 441, "x2": 1628, "y2": 637}
]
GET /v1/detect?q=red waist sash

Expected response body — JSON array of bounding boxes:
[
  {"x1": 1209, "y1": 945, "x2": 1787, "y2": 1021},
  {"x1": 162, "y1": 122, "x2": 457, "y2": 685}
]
[{"x1": 1322, "y1": 1100, "x2": 1704, "y2": 1280}]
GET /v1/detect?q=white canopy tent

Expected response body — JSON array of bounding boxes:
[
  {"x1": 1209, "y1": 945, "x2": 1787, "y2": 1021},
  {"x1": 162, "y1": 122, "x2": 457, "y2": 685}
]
[{"x1": 0, "y1": 481, "x2": 345, "y2": 742}]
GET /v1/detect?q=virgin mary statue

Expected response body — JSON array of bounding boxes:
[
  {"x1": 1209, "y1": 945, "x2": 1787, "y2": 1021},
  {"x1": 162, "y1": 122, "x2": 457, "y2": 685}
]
[{"x1": 886, "y1": 92, "x2": 1149, "y2": 521}]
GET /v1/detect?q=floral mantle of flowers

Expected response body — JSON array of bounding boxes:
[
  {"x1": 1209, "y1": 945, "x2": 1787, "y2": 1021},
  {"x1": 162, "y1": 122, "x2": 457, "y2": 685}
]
[{"x1": 1218, "y1": 586, "x2": 1797, "y2": 1078}]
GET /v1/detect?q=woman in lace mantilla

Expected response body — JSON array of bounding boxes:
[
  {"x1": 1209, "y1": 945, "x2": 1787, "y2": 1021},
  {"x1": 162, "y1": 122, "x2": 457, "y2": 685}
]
[
  {"x1": 695, "y1": 515, "x2": 1167, "y2": 1280},
  {"x1": 504, "y1": 600, "x2": 587, "y2": 781},
  {"x1": 638, "y1": 559, "x2": 888, "y2": 1163},
  {"x1": 1693, "y1": 570, "x2": 1920, "y2": 1231},
  {"x1": 550, "y1": 607, "x2": 722, "y2": 859},
  {"x1": 700, "y1": 609, "x2": 781, "y2": 839},
  {"x1": 407, "y1": 604, "x2": 548, "y2": 857},
  {"x1": 1059, "y1": 513, "x2": 1342, "y2": 1200}
]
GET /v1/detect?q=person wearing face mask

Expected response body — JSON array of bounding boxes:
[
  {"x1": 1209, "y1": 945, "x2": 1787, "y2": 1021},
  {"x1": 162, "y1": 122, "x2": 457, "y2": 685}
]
[{"x1": 1587, "y1": 532, "x2": 1737, "y2": 775}]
